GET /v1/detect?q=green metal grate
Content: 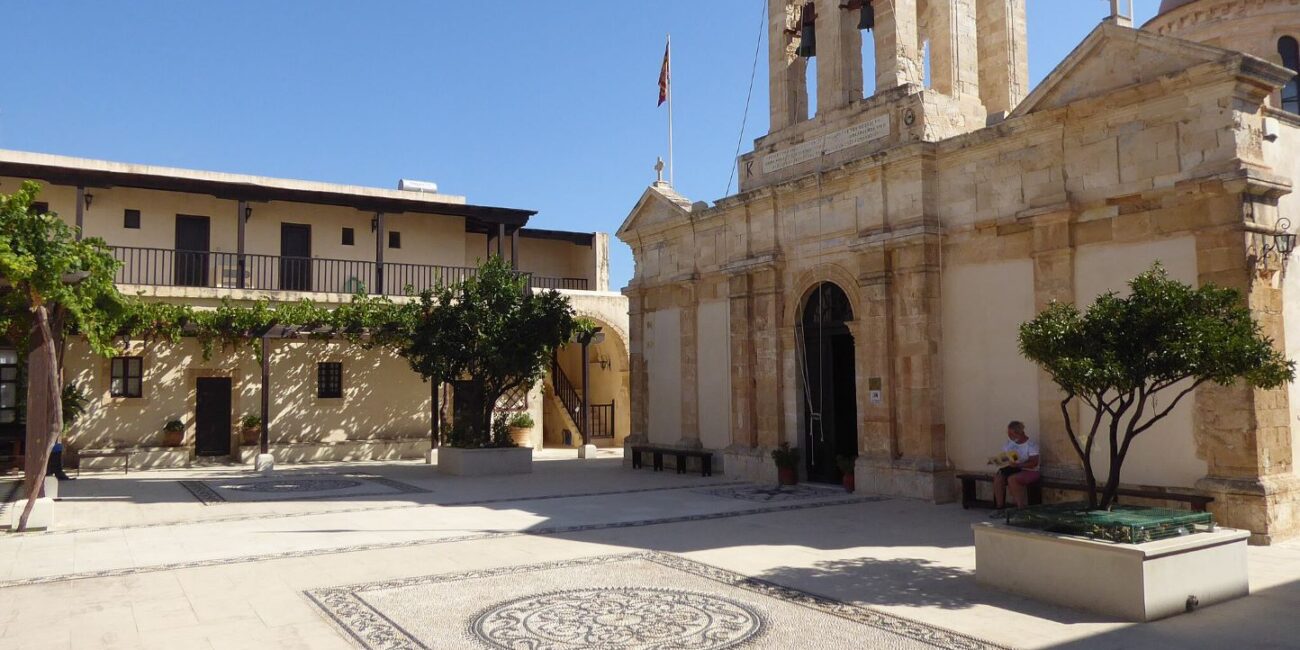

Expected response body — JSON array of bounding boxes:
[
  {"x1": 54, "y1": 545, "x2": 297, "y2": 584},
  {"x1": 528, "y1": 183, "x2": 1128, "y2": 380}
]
[{"x1": 1006, "y1": 502, "x2": 1215, "y2": 544}]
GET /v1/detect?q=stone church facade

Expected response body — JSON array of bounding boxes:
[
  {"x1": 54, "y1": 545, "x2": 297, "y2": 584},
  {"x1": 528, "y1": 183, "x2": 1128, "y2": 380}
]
[{"x1": 618, "y1": 0, "x2": 1300, "y2": 542}]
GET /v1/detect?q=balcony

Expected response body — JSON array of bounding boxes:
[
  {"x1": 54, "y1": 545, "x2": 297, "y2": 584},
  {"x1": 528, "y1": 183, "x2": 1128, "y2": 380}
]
[{"x1": 110, "y1": 246, "x2": 589, "y2": 296}]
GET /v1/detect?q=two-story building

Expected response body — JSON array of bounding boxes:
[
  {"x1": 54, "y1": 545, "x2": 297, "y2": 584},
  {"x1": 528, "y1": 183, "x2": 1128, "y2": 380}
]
[{"x1": 0, "y1": 149, "x2": 629, "y2": 468}]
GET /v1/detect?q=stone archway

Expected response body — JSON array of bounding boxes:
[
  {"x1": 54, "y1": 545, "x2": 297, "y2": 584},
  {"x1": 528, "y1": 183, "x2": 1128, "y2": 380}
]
[
  {"x1": 798, "y1": 282, "x2": 860, "y2": 484},
  {"x1": 543, "y1": 316, "x2": 631, "y2": 450}
]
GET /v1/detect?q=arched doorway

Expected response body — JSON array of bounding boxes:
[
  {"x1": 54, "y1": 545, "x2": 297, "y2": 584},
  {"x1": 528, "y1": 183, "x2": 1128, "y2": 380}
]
[{"x1": 798, "y1": 282, "x2": 859, "y2": 484}]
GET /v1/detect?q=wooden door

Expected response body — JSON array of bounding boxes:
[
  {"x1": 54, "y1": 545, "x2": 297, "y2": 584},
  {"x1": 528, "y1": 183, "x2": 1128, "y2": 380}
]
[{"x1": 194, "y1": 377, "x2": 232, "y2": 457}]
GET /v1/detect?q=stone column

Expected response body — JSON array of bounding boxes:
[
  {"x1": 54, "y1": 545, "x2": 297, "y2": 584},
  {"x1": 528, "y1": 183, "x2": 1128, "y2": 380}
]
[
  {"x1": 814, "y1": 0, "x2": 864, "y2": 115},
  {"x1": 874, "y1": 0, "x2": 923, "y2": 91},
  {"x1": 679, "y1": 284, "x2": 701, "y2": 449},
  {"x1": 625, "y1": 288, "x2": 650, "y2": 448},
  {"x1": 872, "y1": 236, "x2": 953, "y2": 502},
  {"x1": 856, "y1": 243, "x2": 895, "y2": 464},
  {"x1": 1029, "y1": 211, "x2": 1080, "y2": 476},
  {"x1": 769, "y1": 0, "x2": 810, "y2": 132},
  {"x1": 927, "y1": 0, "x2": 980, "y2": 100},
  {"x1": 976, "y1": 0, "x2": 1028, "y2": 117},
  {"x1": 728, "y1": 274, "x2": 756, "y2": 450},
  {"x1": 751, "y1": 268, "x2": 784, "y2": 450},
  {"x1": 1193, "y1": 223, "x2": 1300, "y2": 543}
]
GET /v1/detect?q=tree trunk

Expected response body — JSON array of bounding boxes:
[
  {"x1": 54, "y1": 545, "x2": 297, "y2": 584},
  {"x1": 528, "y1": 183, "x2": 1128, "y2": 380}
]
[
  {"x1": 18, "y1": 305, "x2": 62, "y2": 532},
  {"x1": 1099, "y1": 454, "x2": 1126, "y2": 510}
]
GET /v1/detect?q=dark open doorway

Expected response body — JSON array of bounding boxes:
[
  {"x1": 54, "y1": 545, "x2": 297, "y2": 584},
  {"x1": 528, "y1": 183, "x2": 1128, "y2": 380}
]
[
  {"x1": 174, "y1": 215, "x2": 210, "y2": 287},
  {"x1": 195, "y1": 377, "x2": 232, "y2": 457},
  {"x1": 280, "y1": 223, "x2": 312, "y2": 291},
  {"x1": 799, "y1": 282, "x2": 859, "y2": 484}
]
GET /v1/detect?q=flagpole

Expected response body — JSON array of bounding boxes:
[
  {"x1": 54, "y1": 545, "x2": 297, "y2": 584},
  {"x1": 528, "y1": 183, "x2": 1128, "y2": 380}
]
[{"x1": 667, "y1": 34, "x2": 675, "y2": 187}]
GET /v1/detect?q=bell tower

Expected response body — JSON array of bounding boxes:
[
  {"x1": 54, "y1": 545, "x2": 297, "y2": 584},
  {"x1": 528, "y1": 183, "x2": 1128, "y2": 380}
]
[{"x1": 765, "y1": 0, "x2": 1027, "y2": 139}]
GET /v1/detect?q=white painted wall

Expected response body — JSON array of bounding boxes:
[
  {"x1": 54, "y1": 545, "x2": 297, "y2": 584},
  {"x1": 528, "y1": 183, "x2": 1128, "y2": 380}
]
[
  {"x1": 697, "y1": 300, "x2": 732, "y2": 450},
  {"x1": 1074, "y1": 236, "x2": 1205, "y2": 487},
  {"x1": 942, "y1": 259, "x2": 1040, "y2": 471},
  {"x1": 645, "y1": 308, "x2": 682, "y2": 445}
]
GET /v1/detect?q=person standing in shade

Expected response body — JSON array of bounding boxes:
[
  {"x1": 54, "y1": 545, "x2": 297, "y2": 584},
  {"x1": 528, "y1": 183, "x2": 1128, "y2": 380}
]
[{"x1": 991, "y1": 421, "x2": 1039, "y2": 517}]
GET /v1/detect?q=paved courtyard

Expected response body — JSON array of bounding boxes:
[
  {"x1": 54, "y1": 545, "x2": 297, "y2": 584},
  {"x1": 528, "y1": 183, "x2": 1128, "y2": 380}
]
[{"x1": 0, "y1": 450, "x2": 1298, "y2": 649}]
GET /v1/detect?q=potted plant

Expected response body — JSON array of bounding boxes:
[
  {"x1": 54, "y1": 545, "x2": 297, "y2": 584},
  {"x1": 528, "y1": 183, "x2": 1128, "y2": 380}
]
[
  {"x1": 771, "y1": 442, "x2": 799, "y2": 486},
  {"x1": 837, "y1": 455, "x2": 856, "y2": 493},
  {"x1": 162, "y1": 419, "x2": 185, "y2": 447},
  {"x1": 506, "y1": 412, "x2": 535, "y2": 448},
  {"x1": 239, "y1": 414, "x2": 262, "y2": 446}
]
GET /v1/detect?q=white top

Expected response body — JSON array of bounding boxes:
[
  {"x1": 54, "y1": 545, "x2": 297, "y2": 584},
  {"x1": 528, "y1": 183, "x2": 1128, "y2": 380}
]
[{"x1": 1003, "y1": 437, "x2": 1040, "y2": 469}]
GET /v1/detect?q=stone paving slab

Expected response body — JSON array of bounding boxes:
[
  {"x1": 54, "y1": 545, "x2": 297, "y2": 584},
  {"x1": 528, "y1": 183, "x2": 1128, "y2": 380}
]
[{"x1": 308, "y1": 552, "x2": 1004, "y2": 650}]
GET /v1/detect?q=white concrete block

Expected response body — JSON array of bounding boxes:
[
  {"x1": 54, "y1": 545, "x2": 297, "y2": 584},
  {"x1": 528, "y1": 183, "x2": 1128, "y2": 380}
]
[
  {"x1": 255, "y1": 454, "x2": 275, "y2": 474},
  {"x1": 974, "y1": 522, "x2": 1250, "y2": 621},
  {"x1": 43, "y1": 476, "x2": 58, "y2": 501},
  {"x1": 426, "y1": 449, "x2": 438, "y2": 465},
  {"x1": 578, "y1": 444, "x2": 598, "y2": 459},
  {"x1": 9, "y1": 497, "x2": 53, "y2": 531},
  {"x1": 437, "y1": 447, "x2": 533, "y2": 477}
]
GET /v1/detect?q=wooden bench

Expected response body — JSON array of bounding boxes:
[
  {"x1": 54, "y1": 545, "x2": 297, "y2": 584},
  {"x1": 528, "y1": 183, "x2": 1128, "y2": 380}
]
[
  {"x1": 958, "y1": 473, "x2": 1214, "y2": 512},
  {"x1": 78, "y1": 449, "x2": 132, "y2": 476},
  {"x1": 630, "y1": 446, "x2": 713, "y2": 477}
]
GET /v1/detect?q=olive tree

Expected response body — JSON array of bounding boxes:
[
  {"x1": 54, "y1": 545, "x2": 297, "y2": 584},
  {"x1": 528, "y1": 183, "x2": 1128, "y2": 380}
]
[
  {"x1": 1019, "y1": 264, "x2": 1293, "y2": 510},
  {"x1": 401, "y1": 256, "x2": 576, "y2": 448}
]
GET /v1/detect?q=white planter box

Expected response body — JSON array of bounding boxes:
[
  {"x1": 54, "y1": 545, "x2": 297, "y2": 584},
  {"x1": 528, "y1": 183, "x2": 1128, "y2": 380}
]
[
  {"x1": 437, "y1": 446, "x2": 533, "y2": 476},
  {"x1": 974, "y1": 522, "x2": 1249, "y2": 621}
]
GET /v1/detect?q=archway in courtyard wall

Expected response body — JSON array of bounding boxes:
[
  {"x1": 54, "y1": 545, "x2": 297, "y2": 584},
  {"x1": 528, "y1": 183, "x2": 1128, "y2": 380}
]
[
  {"x1": 798, "y1": 282, "x2": 859, "y2": 484},
  {"x1": 542, "y1": 316, "x2": 630, "y2": 452}
]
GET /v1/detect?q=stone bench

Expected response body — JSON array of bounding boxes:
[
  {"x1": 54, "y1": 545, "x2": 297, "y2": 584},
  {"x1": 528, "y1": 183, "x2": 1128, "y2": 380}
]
[
  {"x1": 78, "y1": 449, "x2": 132, "y2": 475},
  {"x1": 630, "y1": 446, "x2": 713, "y2": 477},
  {"x1": 958, "y1": 473, "x2": 1213, "y2": 512}
]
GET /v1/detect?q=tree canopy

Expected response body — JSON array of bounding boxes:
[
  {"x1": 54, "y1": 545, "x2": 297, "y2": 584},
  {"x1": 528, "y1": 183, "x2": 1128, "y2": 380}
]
[
  {"x1": 1019, "y1": 264, "x2": 1294, "y2": 509},
  {"x1": 402, "y1": 256, "x2": 577, "y2": 447}
]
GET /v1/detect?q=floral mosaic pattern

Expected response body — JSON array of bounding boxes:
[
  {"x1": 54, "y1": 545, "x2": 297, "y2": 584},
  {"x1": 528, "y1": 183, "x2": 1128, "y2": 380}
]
[
  {"x1": 178, "y1": 473, "x2": 427, "y2": 505},
  {"x1": 472, "y1": 587, "x2": 764, "y2": 650}
]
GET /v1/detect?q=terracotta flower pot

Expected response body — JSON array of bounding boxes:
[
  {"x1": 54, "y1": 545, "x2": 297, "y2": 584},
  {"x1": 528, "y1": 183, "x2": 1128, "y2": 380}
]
[
  {"x1": 778, "y1": 466, "x2": 798, "y2": 486},
  {"x1": 240, "y1": 427, "x2": 261, "y2": 447},
  {"x1": 162, "y1": 429, "x2": 184, "y2": 447},
  {"x1": 842, "y1": 473, "x2": 856, "y2": 493},
  {"x1": 509, "y1": 426, "x2": 533, "y2": 448}
]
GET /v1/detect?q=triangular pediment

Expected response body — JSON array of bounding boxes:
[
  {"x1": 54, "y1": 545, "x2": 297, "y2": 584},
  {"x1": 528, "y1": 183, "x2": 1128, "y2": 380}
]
[
  {"x1": 1011, "y1": 22, "x2": 1240, "y2": 118},
  {"x1": 616, "y1": 182, "x2": 694, "y2": 240}
]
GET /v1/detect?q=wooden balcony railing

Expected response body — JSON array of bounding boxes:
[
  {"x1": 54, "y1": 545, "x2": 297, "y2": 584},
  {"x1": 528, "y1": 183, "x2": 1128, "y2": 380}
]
[{"x1": 110, "y1": 246, "x2": 589, "y2": 295}]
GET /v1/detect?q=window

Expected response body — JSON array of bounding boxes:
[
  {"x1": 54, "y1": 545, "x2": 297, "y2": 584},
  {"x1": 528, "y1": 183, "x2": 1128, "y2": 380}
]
[
  {"x1": 341, "y1": 227, "x2": 355, "y2": 246},
  {"x1": 110, "y1": 357, "x2": 143, "y2": 398},
  {"x1": 0, "y1": 348, "x2": 18, "y2": 424},
  {"x1": 1281, "y1": 36, "x2": 1299, "y2": 115},
  {"x1": 31, "y1": 202, "x2": 48, "y2": 215},
  {"x1": 124, "y1": 209, "x2": 141, "y2": 229},
  {"x1": 388, "y1": 231, "x2": 401, "y2": 249},
  {"x1": 317, "y1": 362, "x2": 343, "y2": 398}
]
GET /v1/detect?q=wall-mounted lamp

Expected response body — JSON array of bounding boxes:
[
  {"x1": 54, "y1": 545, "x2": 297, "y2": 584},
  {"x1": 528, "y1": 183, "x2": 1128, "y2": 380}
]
[
  {"x1": 83, "y1": 192, "x2": 95, "y2": 210},
  {"x1": 1252, "y1": 217, "x2": 1297, "y2": 276},
  {"x1": 244, "y1": 206, "x2": 253, "y2": 223},
  {"x1": 371, "y1": 217, "x2": 379, "y2": 233}
]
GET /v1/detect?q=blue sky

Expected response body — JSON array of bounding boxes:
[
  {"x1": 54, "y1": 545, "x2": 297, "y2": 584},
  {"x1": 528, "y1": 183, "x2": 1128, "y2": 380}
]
[{"x1": 1, "y1": 1, "x2": 1162, "y2": 290}]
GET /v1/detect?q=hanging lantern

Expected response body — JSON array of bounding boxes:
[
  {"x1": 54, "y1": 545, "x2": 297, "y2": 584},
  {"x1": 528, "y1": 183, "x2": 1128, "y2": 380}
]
[
  {"x1": 797, "y1": 2, "x2": 817, "y2": 58},
  {"x1": 858, "y1": 0, "x2": 875, "y2": 31}
]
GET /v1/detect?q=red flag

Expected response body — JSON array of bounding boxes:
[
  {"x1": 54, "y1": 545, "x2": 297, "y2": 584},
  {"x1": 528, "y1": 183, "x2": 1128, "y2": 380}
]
[{"x1": 658, "y1": 38, "x2": 671, "y2": 107}]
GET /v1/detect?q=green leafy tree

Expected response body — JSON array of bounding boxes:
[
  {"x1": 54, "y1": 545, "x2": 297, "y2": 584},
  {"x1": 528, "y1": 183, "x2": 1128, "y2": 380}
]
[
  {"x1": 402, "y1": 256, "x2": 576, "y2": 448},
  {"x1": 0, "y1": 182, "x2": 130, "y2": 530},
  {"x1": 1019, "y1": 264, "x2": 1294, "y2": 509}
]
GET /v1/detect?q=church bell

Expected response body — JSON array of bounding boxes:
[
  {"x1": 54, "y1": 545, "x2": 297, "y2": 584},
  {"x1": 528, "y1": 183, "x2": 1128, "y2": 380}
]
[
  {"x1": 858, "y1": 0, "x2": 875, "y2": 31},
  {"x1": 797, "y1": 2, "x2": 817, "y2": 58}
]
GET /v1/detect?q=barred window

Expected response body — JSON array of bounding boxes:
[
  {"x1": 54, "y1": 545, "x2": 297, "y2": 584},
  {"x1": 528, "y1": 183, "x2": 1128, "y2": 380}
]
[
  {"x1": 124, "y1": 209, "x2": 141, "y2": 229},
  {"x1": 317, "y1": 362, "x2": 343, "y2": 399},
  {"x1": 110, "y1": 357, "x2": 143, "y2": 398}
]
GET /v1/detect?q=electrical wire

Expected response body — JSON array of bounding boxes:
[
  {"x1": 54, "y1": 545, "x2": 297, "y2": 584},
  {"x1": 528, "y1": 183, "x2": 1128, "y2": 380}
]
[{"x1": 725, "y1": 0, "x2": 769, "y2": 197}]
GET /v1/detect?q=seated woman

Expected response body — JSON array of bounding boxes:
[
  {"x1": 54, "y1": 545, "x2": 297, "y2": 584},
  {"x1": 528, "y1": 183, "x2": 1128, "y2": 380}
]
[{"x1": 991, "y1": 420, "x2": 1040, "y2": 517}]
